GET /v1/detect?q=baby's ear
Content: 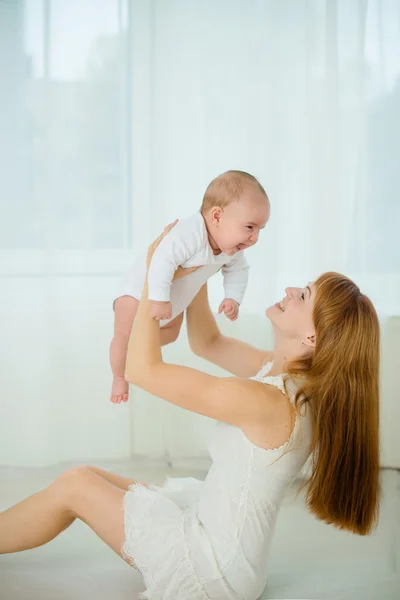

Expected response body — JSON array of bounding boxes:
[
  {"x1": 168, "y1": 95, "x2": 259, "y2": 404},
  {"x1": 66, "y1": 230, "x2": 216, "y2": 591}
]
[{"x1": 210, "y1": 206, "x2": 223, "y2": 224}]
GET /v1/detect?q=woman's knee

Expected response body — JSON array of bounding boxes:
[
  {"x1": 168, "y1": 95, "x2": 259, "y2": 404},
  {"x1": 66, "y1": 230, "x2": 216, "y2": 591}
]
[
  {"x1": 50, "y1": 466, "x2": 93, "y2": 504},
  {"x1": 50, "y1": 466, "x2": 129, "y2": 558}
]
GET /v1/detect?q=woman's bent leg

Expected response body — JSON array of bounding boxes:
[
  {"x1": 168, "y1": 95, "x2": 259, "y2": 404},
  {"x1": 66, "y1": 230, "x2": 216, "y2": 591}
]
[
  {"x1": 0, "y1": 466, "x2": 128, "y2": 560},
  {"x1": 85, "y1": 465, "x2": 150, "y2": 491}
]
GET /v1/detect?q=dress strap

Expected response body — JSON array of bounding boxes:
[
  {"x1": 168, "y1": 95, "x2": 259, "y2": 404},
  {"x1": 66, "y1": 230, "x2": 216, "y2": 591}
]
[
  {"x1": 251, "y1": 372, "x2": 287, "y2": 396},
  {"x1": 251, "y1": 362, "x2": 288, "y2": 396},
  {"x1": 256, "y1": 361, "x2": 273, "y2": 378}
]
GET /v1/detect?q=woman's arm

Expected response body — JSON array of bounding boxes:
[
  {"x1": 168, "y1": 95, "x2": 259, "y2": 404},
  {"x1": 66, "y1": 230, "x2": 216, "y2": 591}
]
[
  {"x1": 124, "y1": 277, "x2": 273, "y2": 426},
  {"x1": 186, "y1": 283, "x2": 273, "y2": 378}
]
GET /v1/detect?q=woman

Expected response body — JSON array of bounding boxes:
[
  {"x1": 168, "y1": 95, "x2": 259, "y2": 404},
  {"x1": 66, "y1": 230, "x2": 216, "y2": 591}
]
[{"x1": 0, "y1": 223, "x2": 380, "y2": 600}]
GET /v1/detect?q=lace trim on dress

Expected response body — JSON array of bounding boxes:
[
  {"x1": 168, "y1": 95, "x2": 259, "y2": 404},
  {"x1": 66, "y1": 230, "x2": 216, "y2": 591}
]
[
  {"x1": 122, "y1": 482, "x2": 213, "y2": 600},
  {"x1": 251, "y1": 372, "x2": 287, "y2": 396}
]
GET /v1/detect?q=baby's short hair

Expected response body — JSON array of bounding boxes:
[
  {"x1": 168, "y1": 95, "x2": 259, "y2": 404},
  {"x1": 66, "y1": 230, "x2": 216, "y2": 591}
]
[{"x1": 200, "y1": 170, "x2": 268, "y2": 214}]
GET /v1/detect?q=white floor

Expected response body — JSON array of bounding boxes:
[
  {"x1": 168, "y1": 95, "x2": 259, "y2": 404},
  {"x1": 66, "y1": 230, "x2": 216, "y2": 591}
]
[{"x1": 0, "y1": 460, "x2": 399, "y2": 600}]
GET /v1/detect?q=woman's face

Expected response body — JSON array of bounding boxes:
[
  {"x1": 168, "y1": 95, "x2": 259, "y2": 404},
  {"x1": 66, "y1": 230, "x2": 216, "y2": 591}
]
[{"x1": 266, "y1": 283, "x2": 316, "y2": 343}]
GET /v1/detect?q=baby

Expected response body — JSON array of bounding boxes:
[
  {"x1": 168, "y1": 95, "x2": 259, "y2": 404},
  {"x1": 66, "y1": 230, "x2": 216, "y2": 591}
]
[{"x1": 110, "y1": 170, "x2": 270, "y2": 403}]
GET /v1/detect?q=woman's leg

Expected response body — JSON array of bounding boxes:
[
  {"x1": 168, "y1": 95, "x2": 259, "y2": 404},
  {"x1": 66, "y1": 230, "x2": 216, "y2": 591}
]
[
  {"x1": 84, "y1": 465, "x2": 150, "y2": 491},
  {"x1": 0, "y1": 466, "x2": 132, "y2": 560}
]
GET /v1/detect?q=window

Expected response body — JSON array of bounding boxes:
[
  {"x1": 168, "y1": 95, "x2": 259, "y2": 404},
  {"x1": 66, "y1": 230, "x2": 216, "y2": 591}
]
[{"x1": 0, "y1": 0, "x2": 133, "y2": 275}]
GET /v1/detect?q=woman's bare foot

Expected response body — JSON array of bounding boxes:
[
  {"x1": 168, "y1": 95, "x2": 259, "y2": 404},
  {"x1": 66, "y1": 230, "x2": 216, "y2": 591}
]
[{"x1": 110, "y1": 376, "x2": 129, "y2": 404}]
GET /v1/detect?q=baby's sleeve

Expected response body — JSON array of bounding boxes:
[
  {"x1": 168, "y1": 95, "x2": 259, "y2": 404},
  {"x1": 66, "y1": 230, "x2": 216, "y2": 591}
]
[
  {"x1": 147, "y1": 224, "x2": 199, "y2": 302},
  {"x1": 221, "y1": 252, "x2": 250, "y2": 305}
]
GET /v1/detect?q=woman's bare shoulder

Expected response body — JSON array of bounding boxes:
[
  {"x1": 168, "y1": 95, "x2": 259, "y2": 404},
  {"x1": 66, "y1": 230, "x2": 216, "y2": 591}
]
[{"x1": 239, "y1": 378, "x2": 296, "y2": 448}]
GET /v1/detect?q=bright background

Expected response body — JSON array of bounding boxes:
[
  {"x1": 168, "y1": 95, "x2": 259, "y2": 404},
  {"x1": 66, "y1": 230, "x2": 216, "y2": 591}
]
[{"x1": 0, "y1": 0, "x2": 399, "y2": 467}]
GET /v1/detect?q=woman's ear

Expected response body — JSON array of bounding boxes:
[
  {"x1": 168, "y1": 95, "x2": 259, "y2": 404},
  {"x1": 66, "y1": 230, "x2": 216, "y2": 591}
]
[{"x1": 303, "y1": 332, "x2": 316, "y2": 348}]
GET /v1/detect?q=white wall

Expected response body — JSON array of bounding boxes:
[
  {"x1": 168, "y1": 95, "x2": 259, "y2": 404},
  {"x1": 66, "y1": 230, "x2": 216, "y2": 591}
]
[{"x1": 380, "y1": 317, "x2": 400, "y2": 468}]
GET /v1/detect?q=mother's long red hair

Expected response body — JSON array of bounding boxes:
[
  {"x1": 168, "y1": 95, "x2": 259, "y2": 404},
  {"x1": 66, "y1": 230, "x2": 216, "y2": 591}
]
[{"x1": 287, "y1": 272, "x2": 380, "y2": 535}]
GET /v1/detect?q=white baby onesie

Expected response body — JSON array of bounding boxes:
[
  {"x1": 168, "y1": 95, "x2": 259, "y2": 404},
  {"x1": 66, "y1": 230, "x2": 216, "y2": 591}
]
[{"x1": 114, "y1": 211, "x2": 249, "y2": 324}]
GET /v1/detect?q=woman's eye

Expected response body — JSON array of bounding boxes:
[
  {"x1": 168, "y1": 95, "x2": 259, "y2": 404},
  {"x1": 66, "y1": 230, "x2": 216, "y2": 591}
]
[
  {"x1": 301, "y1": 292, "x2": 305, "y2": 300},
  {"x1": 246, "y1": 226, "x2": 253, "y2": 230}
]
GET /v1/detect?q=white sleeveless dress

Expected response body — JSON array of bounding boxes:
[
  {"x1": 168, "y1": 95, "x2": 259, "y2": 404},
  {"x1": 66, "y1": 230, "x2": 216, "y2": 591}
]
[{"x1": 123, "y1": 363, "x2": 313, "y2": 600}]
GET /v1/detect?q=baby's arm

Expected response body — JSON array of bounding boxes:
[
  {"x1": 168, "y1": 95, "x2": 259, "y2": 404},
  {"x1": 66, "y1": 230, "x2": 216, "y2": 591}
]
[
  {"x1": 219, "y1": 252, "x2": 250, "y2": 319},
  {"x1": 147, "y1": 223, "x2": 200, "y2": 319}
]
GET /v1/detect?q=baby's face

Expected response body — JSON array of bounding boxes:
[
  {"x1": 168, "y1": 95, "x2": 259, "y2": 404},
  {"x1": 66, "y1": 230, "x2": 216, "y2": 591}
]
[{"x1": 214, "y1": 193, "x2": 270, "y2": 255}]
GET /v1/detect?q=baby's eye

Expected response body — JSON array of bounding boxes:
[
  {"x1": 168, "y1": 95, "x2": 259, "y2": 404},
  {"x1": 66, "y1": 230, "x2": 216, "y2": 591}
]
[
  {"x1": 246, "y1": 226, "x2": 253, "y2": 230},
  {"x1": 301, "y1": 292, "x2": 305, "y2": 300}
]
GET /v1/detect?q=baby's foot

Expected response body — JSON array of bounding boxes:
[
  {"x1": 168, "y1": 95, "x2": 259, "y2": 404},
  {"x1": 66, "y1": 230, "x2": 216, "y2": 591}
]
[{"x1": 110, "y1": 376, "x2": 129, "y2": 404}]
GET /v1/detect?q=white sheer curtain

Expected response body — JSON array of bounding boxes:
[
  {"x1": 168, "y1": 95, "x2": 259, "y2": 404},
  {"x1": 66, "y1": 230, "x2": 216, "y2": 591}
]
[
  {"x1": 137, "y1": 0, "x2": 400, "y2": 315},
  {"x1": 0, "y1": 0, "x2": 136, "y2": 466},
  {"x1": 1, "y1": 0, "x2": 399, "y2": 467}
]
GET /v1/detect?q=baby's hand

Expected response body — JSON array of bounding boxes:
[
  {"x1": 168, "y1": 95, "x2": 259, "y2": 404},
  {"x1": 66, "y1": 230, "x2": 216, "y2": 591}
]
[
  {"x1": 151, "y1": 300, "x2": 172, "y2": 321},
  {"x1": 218, "y1": 298, "x2": 239, "y2": 321}
]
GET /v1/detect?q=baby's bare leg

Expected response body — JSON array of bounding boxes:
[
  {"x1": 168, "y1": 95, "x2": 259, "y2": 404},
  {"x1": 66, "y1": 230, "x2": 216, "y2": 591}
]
[
  {"x1": 110, "y1": 296, "x2": 139, "y2": 404},
  {"x1": 110, "y1": 300, "x2": 183, "y2": 403},
  {"x1": 160, "y1": 312, "x2": 184, "y2": 345}
]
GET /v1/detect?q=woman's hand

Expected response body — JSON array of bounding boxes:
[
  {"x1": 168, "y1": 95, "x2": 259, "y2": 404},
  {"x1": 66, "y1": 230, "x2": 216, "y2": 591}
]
[
  {"x1": 146, "y1": 219, "x2": 179, "y2": 269},
  {"x1": 146, "y1": 220, "x2": 201, "y2": 279}
]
